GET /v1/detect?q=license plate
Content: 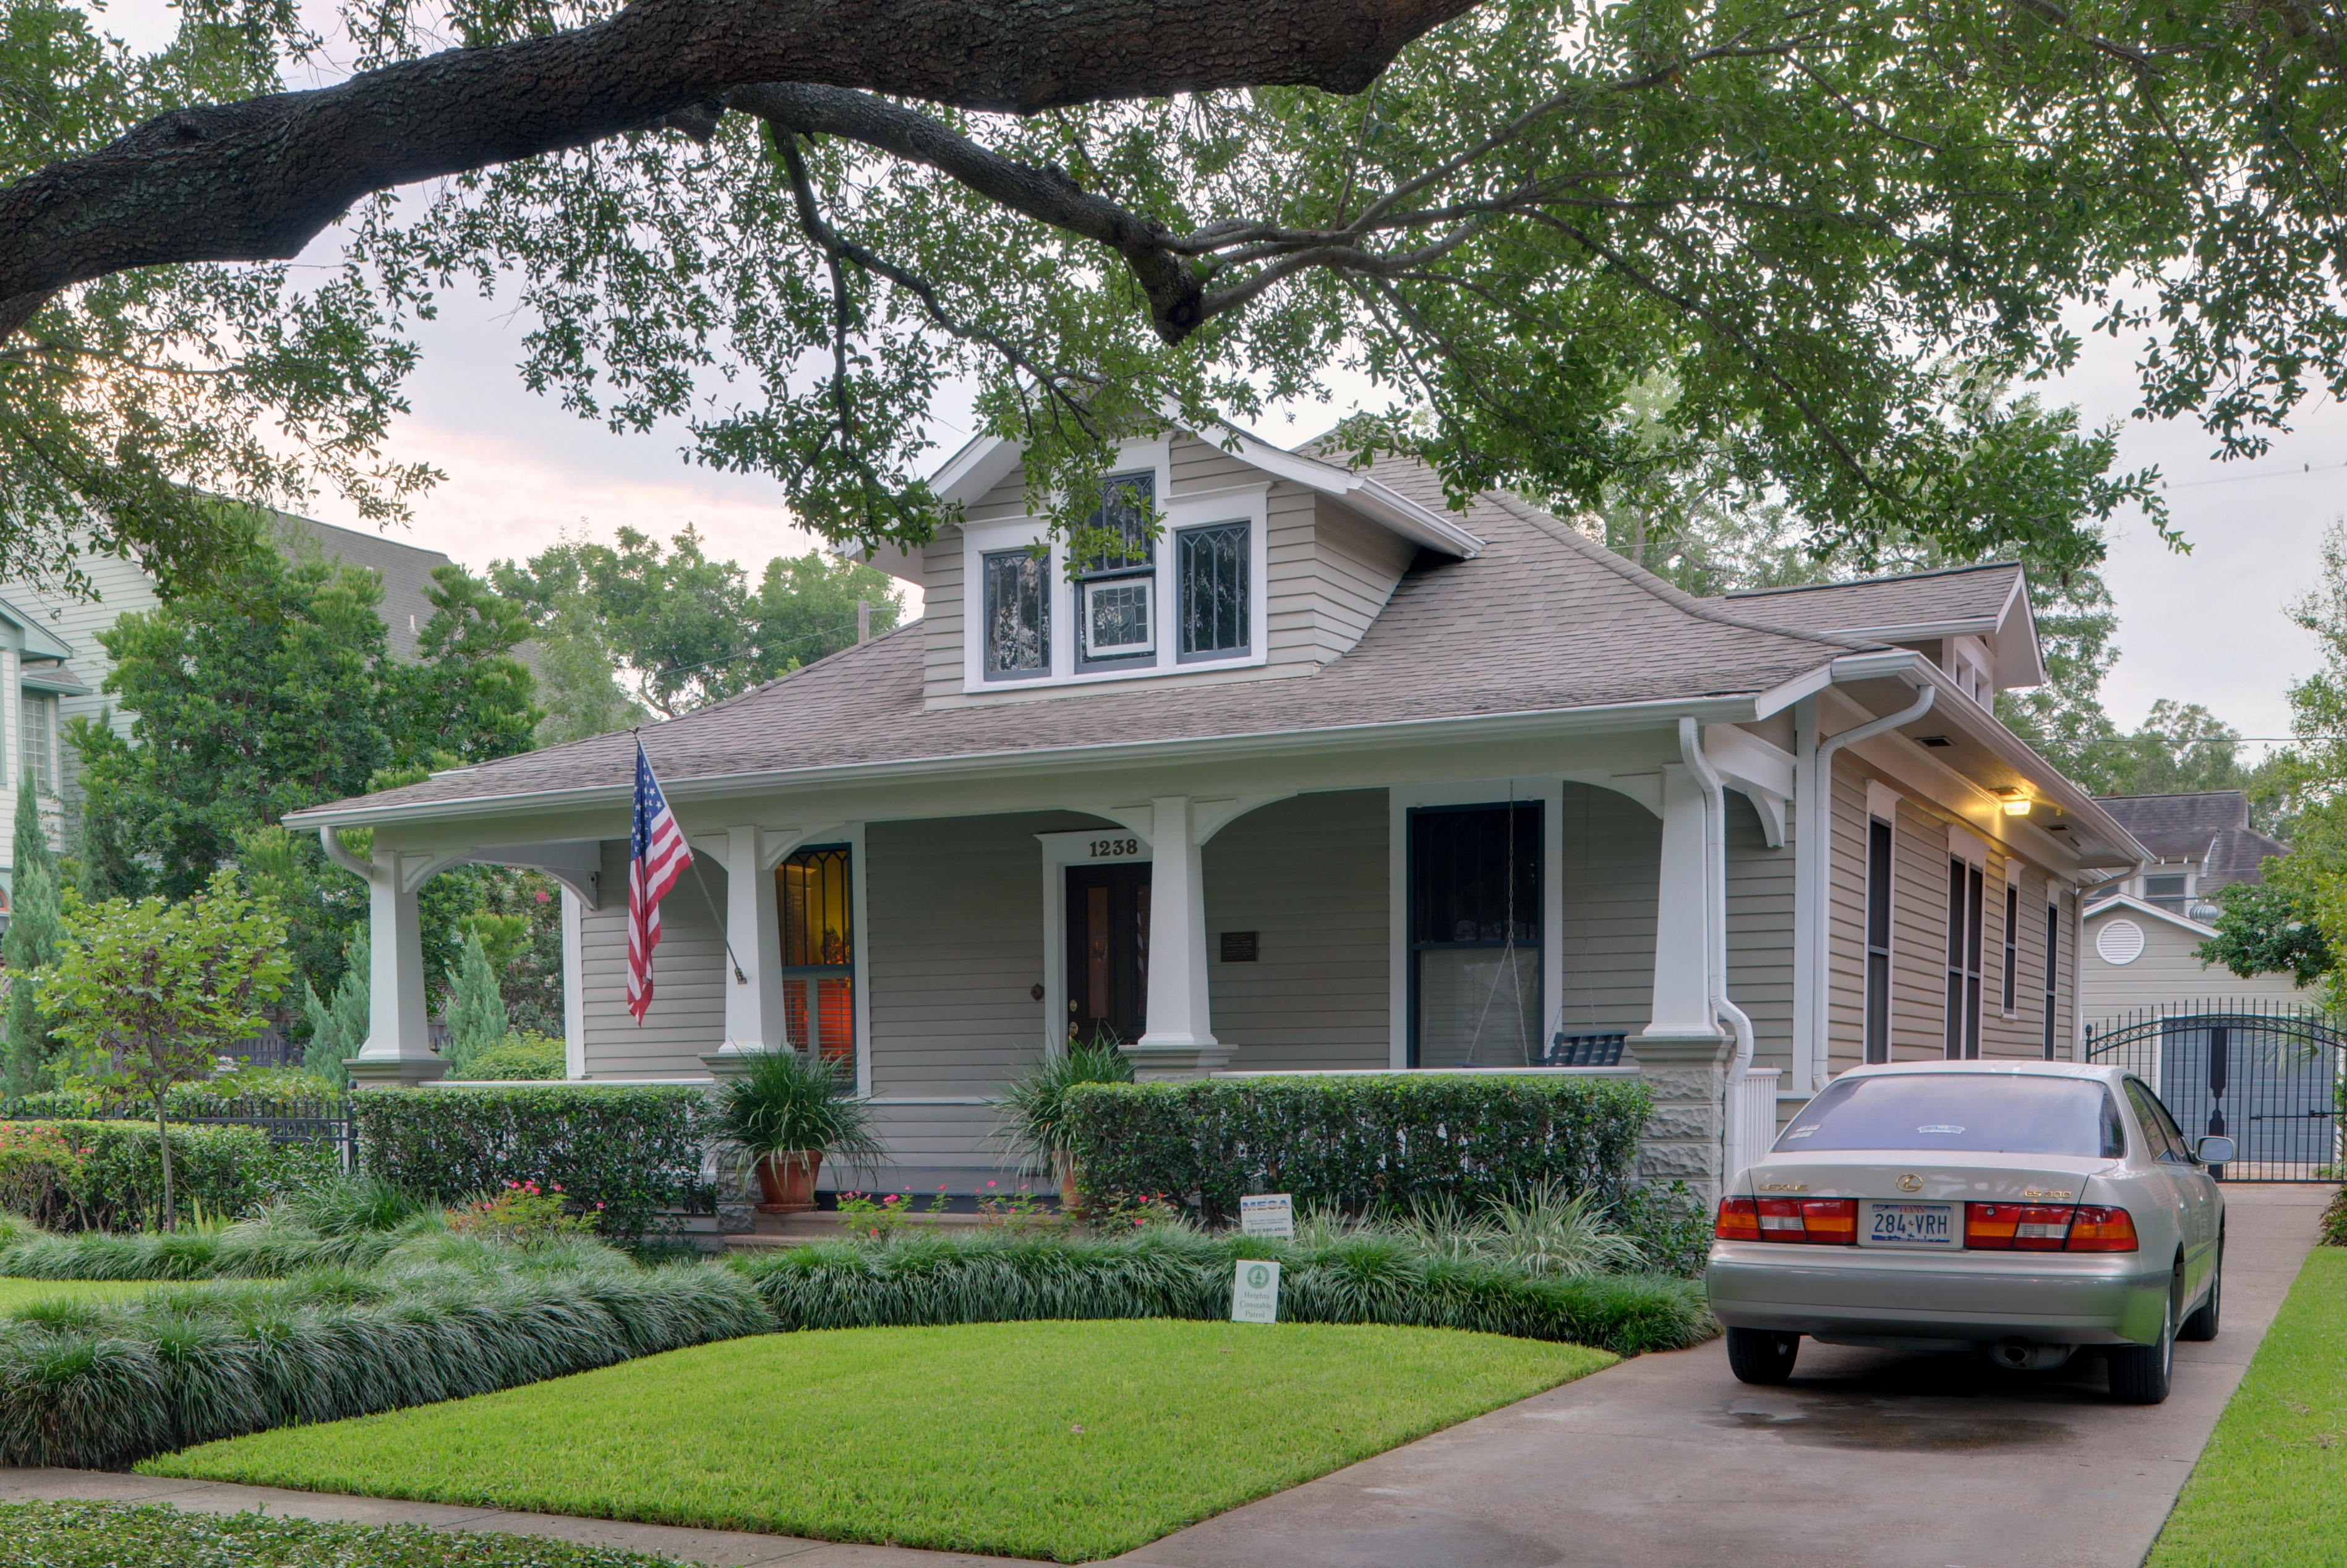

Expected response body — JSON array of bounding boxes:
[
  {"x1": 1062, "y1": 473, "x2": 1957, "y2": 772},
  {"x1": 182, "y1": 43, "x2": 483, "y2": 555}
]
[{"x1": 1860, "y1": 1201, "x2": 1957, "y2": 1249}]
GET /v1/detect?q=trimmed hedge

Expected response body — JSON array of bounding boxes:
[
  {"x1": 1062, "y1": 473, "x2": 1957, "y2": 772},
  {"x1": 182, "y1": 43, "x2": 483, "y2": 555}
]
[
  {"x1": 354, "y1": 1085, "x2": 713, "y2": 1237},
  {"x1": 1064, "y1": 1076, "x2": 1652, "y2": 1224},
  {"x1": 731, "y1": 1229, "x2": 1711, "y2": 1357},
  {"x1": 0, "y1": 1240, "x2": 770, "y2": 1468},
  {"x1": 0, "y1": 1121, "x2": 274, "y2": 1232}
]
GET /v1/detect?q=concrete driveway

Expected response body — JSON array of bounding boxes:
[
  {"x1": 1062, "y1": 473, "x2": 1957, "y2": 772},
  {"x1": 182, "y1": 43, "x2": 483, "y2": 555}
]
[{"x1": 1115, "y1": 1183, "x2": 2331, "y2": 1568}]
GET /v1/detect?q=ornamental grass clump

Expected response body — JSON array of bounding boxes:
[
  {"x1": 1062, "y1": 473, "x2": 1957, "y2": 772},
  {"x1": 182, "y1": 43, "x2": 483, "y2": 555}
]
[{"x1": 0, "y1": 1228, "x2": 771, "y2": 1467}]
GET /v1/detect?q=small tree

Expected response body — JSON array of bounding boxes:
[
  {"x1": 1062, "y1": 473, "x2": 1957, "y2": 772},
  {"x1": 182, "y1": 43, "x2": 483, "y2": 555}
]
[
  {"x1": 443, "y1": 929, "x2": 508, "y2": 1075},
  {"x1": 4, "y1": 771, "x2": 64, "y2": 1094},
  {"x1": 43, "y1": 871, "x2": 291, "y2": 1228}
]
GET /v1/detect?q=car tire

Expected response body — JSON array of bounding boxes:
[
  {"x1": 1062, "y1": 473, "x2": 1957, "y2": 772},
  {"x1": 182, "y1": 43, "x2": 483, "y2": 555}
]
[
  {"x1": 1726, "y1": 1327, "x2": 1800, "y2": 1385},
  {"x1": 2108, "y1": 1291, "x2": 2176, "y2": 1405},
  {"x1": 2180, "y1": 1242, "x2": 2223, "y2": 1342}
]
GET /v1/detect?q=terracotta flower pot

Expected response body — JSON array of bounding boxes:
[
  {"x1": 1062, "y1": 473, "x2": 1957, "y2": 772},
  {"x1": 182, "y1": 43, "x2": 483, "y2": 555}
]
[
  {"x1": 1054, "y1": 1151, "x2": 1081, "y2": 1213},
  {"x1": 755, "y1": 1149, "x2": 823, "y2": 1214}
]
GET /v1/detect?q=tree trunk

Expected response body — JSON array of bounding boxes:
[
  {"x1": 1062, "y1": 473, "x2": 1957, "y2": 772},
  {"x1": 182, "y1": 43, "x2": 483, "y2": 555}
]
[
  {"x1": 153, "y1": 1099, "x2": 176, "y2": 1234},
  {"x1": 0, "y1": 0, "x2": 1479, "y2": 336}
]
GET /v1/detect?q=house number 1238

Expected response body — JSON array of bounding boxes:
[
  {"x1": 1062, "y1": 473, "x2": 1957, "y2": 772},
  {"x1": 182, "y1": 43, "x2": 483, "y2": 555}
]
[{"x1": 1089, "y1": 838, "x2": 1141, "y2": 858}]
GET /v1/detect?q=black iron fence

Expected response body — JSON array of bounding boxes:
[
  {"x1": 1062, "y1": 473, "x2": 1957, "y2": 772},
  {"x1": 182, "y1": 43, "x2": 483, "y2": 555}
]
[
  {"x1": 0, "y1": 1094, "x2": 356, "y2": 1169},
  {"x1": 2085, "y1": 997, "x2": 2344, "y2": 1181}
]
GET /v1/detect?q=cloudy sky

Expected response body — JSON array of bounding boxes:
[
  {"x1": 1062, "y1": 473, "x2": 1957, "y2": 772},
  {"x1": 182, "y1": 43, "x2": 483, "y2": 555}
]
[{"x1": 100, "y1": 2, "x2": 2347, "y2": 746}]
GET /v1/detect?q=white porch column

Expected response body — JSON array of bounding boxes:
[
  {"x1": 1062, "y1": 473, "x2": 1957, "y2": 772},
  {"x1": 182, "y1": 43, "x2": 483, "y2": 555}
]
[
  {"x1": 1643, "y1": 763, "x2": 1722, "y2": 1042},
  {"x1": 710, "y1": 825, "x2": 784, "y2": 1063},
  {"x1": 1633, "y1": 761, "x2": 1733, "y2": 1203},
  {"x1": 344, "y1": 848, "x2": 445, "y2": 1086},
  {"x1": 560, "y1": 887, "x2": 586, "y2": 1081},
  {"x1": 1128, "y1": 794, "x2": 1231, "y2": 1081}
]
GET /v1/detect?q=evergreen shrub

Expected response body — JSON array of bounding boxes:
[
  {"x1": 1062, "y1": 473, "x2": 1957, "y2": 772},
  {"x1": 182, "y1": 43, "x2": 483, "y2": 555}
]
[
  {"x1": 354, "y1": 1085, "x2": 713, "y2": 1237},
  {"x1": 448, "y1": 1033, "x2": 566, "y2": 1081},
  {"x1": 1062, "y1": 1076, "x2": 1652, "y2": 1224},
  {"x1": 0, "y1": 1120, "x2": 270, "y2": 1230}
]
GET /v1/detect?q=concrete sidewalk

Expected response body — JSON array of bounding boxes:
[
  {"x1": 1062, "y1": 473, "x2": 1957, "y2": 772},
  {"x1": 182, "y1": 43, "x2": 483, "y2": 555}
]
[
  {"x1": 1115, "y1": 1182, "x2": 2332, "y2": 1568},
  {"x1": 0, "y1": 1467, "x2": 1028, "y2": 1567}
]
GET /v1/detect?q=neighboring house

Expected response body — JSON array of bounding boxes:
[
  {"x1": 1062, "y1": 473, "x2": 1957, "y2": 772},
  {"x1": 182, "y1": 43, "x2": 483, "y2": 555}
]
[
  {"x1": 2090, "y1": 789, "x2": 2284, "y2": 919},
  {"x1": 284, "y1": 428, "x2": 2145, "y2": 1204},
  {"x1": 0, "y1": 514, "x2": 454, "y2": 902},
  {"x1": 2078, "y1": 790, "x2": 2312, "y2": 1026}
]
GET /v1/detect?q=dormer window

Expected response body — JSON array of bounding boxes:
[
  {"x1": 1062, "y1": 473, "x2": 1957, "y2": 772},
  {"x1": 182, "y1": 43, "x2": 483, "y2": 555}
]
[
  {"x1": 981, "y1": 548, "x2": 1050, "y2": 678},
  {"x1": 957, "y1": 438, "x2": 1269, "y2": 692},
  {"x1": 1076, "y1": 474, "x2": 1156, "y2": 669}
]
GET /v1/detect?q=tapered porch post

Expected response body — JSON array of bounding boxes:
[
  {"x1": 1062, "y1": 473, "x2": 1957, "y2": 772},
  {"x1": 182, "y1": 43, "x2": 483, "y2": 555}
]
[
  {"x1": 1129, "y1": 795, "x2": 1232, "y2": 1081},
  {"x1": 1633, "y1": 761, "x2": 1732, "y2": 1203},
  {"x1": 344, "y1": 848, "x2": 445, "y2": 1086},
  {"x1": 708, "y1": 825, "x2": 784, "y2": 1064}
]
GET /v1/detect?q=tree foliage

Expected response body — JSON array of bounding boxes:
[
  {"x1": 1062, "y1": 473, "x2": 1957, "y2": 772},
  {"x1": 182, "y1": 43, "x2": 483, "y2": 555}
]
[
  {"x1": 490, "y1": 532, "x2": 901, "y2": 718},
  {"x1": 2, "y1": 774, "x2": 64, "y2": 1094},
  {"x1": 39, "y1": 0, "x2": 2347, "y2": 587},
  {"x1": 443, "y1": 929, "x2": 510, "y2": 1076}
]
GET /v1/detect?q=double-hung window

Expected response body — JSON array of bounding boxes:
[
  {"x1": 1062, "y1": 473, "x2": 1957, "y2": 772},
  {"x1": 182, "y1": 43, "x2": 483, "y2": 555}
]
[
  {"x1": 1077, "y1": 472, "x2": 1156, "y2": 668},
  {"x1": 1944, "y1": 858, "x2": 1984, "y2": 1059},
  {"x1": 20, "y1": 693, "x2": 54, "y2": 795},
  {"x1": 1863, "y1": 817, "x2": 1892, "y2": 1065},
  {"x1": 778, "y1": 845, "x2": 855, "y2": 1064},
  {"x1": 2043, "y1": 902, "x2": 2061, "y2": 1059},
  {"x1": 2002, "y1": 882, "x2": 2020, "y2": 1013},
  {"x1": 981, "y1": 549, "x2": 1049, "y2": 678}
]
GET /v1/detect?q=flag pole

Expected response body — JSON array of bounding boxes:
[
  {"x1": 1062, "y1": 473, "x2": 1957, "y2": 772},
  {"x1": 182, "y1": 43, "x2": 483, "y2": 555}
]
[{"x1": 638, "y1": 733, "x2": 751, "y2": 987}]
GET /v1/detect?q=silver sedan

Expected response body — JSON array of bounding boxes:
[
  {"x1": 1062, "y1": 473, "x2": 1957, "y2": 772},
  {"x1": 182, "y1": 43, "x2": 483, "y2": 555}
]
[{"x1": 1705, "y1": 1060, "x2": 2227, "y2": 1404}]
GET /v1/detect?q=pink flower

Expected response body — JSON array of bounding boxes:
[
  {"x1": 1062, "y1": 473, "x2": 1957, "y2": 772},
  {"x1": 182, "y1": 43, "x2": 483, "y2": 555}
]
[{"x1": 535, "y1": 891, "x2": 550, "y2": 903}]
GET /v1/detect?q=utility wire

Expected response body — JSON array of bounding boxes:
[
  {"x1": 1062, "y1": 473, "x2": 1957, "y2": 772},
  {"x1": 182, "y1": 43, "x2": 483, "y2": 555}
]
[{"x1": 2164, "y1": 459, "x2": 2347, "y2": 491}]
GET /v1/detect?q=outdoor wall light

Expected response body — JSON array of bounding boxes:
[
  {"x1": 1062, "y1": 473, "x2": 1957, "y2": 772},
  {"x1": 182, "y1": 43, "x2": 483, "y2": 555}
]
[{"x1": 2001, "y1": 794, "x2": 2033, "y2": 817}]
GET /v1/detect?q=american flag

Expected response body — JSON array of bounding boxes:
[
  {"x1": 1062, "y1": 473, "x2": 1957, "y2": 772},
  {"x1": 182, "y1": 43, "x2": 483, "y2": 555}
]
[{"x1": 627, "y1": 742, "x2": 693, "y2": 1023}]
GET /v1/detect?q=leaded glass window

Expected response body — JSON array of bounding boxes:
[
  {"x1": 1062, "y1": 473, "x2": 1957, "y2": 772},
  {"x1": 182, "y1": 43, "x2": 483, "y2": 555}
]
[
  {"x1": 1084, "y1": 578, "x2": 1154, "y2": 657},
  {"x1": 1075, "y1": 472, "x2": 1155, "y2": 667},
  {"x1": 1177, "y1": 521, "x2": 1249, "y2": 658},
  {"x1": 778, "y1": 845, "x2": 855, "y2": 1064},
  {"x1": 982, "y1": 548, "x2": 1049, "y2": 677},
  {"x1": 1076, "y1": 472, "x2": 1155, "y2": 575}
]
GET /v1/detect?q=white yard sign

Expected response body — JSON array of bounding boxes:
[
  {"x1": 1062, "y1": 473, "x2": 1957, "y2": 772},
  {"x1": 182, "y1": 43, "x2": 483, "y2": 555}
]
[
  {"x1": 1231, "y1": 1259, "x2": 1281, "y2": 1324},
  {"x1": 1239, "y1": 1193, "x2": 1294, "y2": 1238}
]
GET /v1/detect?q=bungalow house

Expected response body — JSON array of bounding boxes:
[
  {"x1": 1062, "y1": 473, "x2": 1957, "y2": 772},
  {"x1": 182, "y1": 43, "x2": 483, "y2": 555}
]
[{"x1": 282, "y1": 429, "x2": 2145, "y2": 1203}]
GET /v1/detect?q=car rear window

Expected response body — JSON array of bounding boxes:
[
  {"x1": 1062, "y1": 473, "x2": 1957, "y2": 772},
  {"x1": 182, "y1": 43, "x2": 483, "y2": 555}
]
[{"x1": 1776, "y1": 1074, "x2": 2127, "y2": 1157}]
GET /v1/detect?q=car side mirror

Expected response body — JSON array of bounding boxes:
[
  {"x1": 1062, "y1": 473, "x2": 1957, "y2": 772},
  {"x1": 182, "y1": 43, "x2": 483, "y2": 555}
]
[{"x1": 2196, "y1": 1136, "x2": 2236, "y2": 1167}]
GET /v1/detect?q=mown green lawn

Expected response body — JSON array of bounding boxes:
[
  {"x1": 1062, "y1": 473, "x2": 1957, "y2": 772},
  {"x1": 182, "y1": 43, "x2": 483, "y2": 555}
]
[
  {"x1": 0, "y1": 1276, "x2": 165, "y2": 1310},
  {"x1": 2149, "y1": 1246, "x2": 2347, "y2": 1567},
  {"x1": 0, "y1": 1501, "x2": 678, "y2": 1567},
  {"x1": 146, "y1": 1318, "x2": 1612, "y2": 1562}
]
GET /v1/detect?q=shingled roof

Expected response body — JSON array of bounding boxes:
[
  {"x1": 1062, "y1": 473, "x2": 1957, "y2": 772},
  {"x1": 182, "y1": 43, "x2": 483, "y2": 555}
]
[
  {"x1": 2095, "y1": 791, "x2": 2288, "y2": 888},
  {"x1": 301, "y1": 456, "x2": 1883, "y2": 821},
  {"x1": 1719, "y1": 563, "x2": 2041, "y2": 688}
]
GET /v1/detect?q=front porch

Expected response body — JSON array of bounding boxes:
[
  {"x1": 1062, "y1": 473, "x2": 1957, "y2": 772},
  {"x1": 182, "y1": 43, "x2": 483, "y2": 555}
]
[{"x1": 318, "y1": 720, "x2": 1802, "y2": 1205}]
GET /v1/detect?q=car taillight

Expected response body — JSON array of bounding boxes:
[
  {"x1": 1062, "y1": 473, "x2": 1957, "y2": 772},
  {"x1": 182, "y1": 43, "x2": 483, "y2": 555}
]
[
  {"x1": 1964, "y1": 1202, "x2": 2138, "y2": 1252},
  {"x1": 1965, "y1": 1203, "x2": 2077, "y2": 1251},
  {"x1": 1716, "y1": 1196, "x2": 1856, "y2": 1244},
  {"x1": 2066, "y1": 1206, "x2": 2139, "y2": 1252}
]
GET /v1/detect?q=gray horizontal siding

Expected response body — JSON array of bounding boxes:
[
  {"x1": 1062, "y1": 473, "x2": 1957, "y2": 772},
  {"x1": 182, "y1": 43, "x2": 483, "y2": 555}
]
[
  {"x1": 1555, "y1": 782, "x2": 1660, "y2": 1041},
  {"x1": 578, "y1": 838, "x2": 724, "y2": 1078},
  {"x1": 1203, "y1": 790, "x2": 1388, "y2": 1070}
]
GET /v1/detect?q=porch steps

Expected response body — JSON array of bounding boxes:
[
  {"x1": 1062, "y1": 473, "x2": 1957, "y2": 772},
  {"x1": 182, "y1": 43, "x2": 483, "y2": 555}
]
[{"x1": 722, "y1": 1209, "x2": 993, "y2": 1250}]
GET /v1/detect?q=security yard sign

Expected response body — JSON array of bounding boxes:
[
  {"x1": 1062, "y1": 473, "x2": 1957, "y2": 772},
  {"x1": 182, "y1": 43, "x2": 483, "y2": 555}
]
[
  {"x1": 1239, "y1": 1193, "x2": 1294, "y2": 1238},
  {"x1": 1231, "y1": 1259, "x2": 1281, "y2": 1323}
]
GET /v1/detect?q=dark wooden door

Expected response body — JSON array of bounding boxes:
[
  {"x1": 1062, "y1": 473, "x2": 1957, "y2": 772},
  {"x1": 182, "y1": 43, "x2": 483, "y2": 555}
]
[{"x1": 1066, "y1": 864, "x2": 1151, "y2": 1045}]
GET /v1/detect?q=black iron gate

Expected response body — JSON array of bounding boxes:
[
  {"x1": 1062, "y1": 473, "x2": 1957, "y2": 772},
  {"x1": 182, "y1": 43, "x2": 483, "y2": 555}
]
[{"x1": 2085, "y1": 999, "x2": 2345, "y2": 1180}]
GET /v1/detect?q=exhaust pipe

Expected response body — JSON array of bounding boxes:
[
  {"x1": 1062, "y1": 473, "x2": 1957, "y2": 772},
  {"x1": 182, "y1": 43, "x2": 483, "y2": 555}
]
[{"x1": 1985, "y1": 1339, "x2": 2076, "y2": 1371}]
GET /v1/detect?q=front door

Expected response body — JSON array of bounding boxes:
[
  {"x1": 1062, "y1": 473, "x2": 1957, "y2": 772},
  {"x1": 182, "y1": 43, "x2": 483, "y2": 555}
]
[{"x1": 1066, "y1": 863, "x2": 1151, "y2": 1045}]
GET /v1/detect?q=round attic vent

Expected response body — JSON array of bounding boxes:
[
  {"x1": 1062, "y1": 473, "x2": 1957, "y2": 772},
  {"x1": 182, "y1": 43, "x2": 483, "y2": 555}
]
[{"x1": 2096, "y1": 919, "x2": 2147, "y2": 966}]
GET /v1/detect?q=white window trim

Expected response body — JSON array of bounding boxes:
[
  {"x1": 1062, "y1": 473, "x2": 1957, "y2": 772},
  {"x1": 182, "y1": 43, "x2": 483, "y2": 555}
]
[
  {"x1": 959, "y1": 437, "x2": 1270, "y2": 691},
  {"x1": 1386, "y1": 778, "x2": 1566, "y2": 1072}
]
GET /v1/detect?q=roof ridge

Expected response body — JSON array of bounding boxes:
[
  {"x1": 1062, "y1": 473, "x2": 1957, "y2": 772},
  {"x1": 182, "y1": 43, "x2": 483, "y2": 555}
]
[
  {"x1": 1484, "y1": 493, "x2": 1886, "y2": 660},
  {"x1": 1722, "y1": 560, "x2": 2022, "y2": 600}
]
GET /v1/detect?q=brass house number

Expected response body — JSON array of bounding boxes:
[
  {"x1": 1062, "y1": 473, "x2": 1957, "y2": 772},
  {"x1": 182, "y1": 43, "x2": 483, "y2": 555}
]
[{"x1": 1088, "y1": 838, "x2": 1143, "y2": 859}]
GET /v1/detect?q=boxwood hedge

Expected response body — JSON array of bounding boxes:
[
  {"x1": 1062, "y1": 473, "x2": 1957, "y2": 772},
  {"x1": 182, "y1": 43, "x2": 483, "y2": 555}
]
[
  {"x1": 0, "y1": 1120, "x2": 275, "y2": 1232},
  {"x1": 1063, "y1": 1075, "x2": 1652, "y2": 1224},
  {"x1": 354, "y1": 1085, "x2": 713, "y2": 1237}
]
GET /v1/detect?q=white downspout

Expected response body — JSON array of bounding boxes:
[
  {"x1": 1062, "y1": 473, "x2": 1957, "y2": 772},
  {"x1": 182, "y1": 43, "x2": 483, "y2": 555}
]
[
  {"x1": 1680, "y1": 719, "x2": 1756, "y2": 1177},
  {"x1": 1804, "y1": 681, "x2": 1936, "y2": 1092}
]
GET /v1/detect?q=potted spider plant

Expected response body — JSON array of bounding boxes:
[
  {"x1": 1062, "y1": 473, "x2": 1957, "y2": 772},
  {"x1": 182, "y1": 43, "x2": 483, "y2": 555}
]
[
  {"x1": 993, "y1": 1034, "x2": 1134, "y2": 1209},
  {"x1": 714, "y1": 1049, "x2": 883, "y2": 1212}
]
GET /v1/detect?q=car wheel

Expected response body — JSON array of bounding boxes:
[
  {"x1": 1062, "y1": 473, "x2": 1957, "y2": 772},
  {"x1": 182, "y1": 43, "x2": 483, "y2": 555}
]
[
  {"x1": 1726, "y1": 1327, "x2": 1800, "y2": 1385},
  {"x1": 2180, "y1": 1242, "x2": 2223, "y2": 1343},
  {"x1": 2109, "y1": 1289, "x2": 2176, "y2": 1405}
]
